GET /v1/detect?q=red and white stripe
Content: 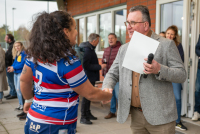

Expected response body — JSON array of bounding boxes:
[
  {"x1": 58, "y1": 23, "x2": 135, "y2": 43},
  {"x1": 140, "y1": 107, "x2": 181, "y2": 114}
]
[
  {"x1": 33, "y1": 76, "x2": 73, "y2": 93},
  {"x1": 64, "y1": 70, "x2": 86, "y2": 84},
  {"x1": 27, "y1": 109, "x2": 77, "y2": 125},
  {"x1": 34, "y1": 95, "x2": 79, "y2": 103},
  {"x1": 63, "y1": 65, "x2": 83, "y2": 79},
  {"x1": 33, "y1": 98, "x2": 79, "y2": 107}
]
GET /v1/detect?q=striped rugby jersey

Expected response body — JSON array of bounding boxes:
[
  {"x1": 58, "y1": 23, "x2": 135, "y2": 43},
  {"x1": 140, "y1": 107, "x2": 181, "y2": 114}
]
[{"x1": 25, "y1": 56, "x2": 87, "y2": 125}]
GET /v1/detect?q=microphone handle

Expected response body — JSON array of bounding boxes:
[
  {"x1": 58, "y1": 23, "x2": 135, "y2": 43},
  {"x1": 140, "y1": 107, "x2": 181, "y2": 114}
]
[
  {"x1": 147, "y1": 59, "x2": 152, "y2": 64},
  {"x1": 143, "y1": 59, "x2": 153, "y2": 78}
]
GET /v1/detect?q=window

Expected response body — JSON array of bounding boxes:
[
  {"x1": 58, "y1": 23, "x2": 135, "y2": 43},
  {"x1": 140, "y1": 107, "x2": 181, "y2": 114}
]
[
  {"x1": 160, "y1": 1, "x2": 183, "y2": 41},
  {"x1": 79, "y1": 18, "x2": 84, "y2": 44},
  {"x1": 115, "y1": 9, "x2": 127, "y2": 44},
  {"x1": 74, "y1": 5, "x2": 127, "y2": 57},
  {"x1": 99, "y1": 13, "x2": 111, "y2": 51},
  {"x1": 87, "y1": 16, "x2": 96, "y2": 38}
]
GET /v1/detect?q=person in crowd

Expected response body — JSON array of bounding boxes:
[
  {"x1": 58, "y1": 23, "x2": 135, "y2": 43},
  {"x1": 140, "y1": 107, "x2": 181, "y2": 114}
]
[
  {"x1": 20, "y1": 11, "x2": 112, "y2": 134},
  {"x1": 4, "y1": 34, "x2": 17, "y2": 100},
  {"x1": 159, "y1": 31, "x2": 166, "y2": 37},
  {"x1": 7, "y1": 41, "x2": 27, "y2": 120},
  {"x1": 102, "y1": 33, "x2": 121, "y2": 119},
  {"x1": 102, "y1": 5, "x2": 186, "y2": 134},
  {"x1": 0, "y1": 45, "x2": 8, "y2": 104},
  {"x1": 192, "y1": 34, "x2": 200, "y2": 121},
  {"x1": 165, "y1": 25, "x2": 187, "y2": 130},
  {"x1": 79, "y1": 33, "x2": 106, "y2": 124}
]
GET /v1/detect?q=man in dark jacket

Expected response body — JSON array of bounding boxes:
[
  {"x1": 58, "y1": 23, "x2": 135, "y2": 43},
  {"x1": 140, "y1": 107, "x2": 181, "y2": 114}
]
[
  {"x1": 192, "y1": 34, "x2": 200, "y2": 121},
  {"x1": 73, "y1": 44, "x2": 84, "y2": 65},
  {"x1": 79, "y1": 33, "x2": 106, "y2": 124},
  {"x1": 102, "y1": 33, "x2": 121, "y2": 119},
  {"x1": 4, "y1": 34, "x2": 17, "y2": 99}
]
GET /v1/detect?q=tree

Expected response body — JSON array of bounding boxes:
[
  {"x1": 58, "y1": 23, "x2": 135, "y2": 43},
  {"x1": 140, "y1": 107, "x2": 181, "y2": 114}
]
[
  {"x1": 0, "y1": 24, "x2": 11, "y2": 42},
  {"x1": 0, "y1": 24, "x2": 30, "y2": 48},
  {"x1": 15, "y1": 25, "x2": 30, "y2": 41}
]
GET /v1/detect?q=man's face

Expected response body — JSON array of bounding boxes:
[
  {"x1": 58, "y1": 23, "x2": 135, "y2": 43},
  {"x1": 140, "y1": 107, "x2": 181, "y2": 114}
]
[
  {"x1": 4, "y1": 35, "x2": 10, "y2": 43},
  {"x1": 93, "y1": 37, "x2": 99, "y2": 46},
  {"x1": 127, "y1": 11, "x2": 146, "y2": 39},
  {"x1": 108, "y1": 35, "x2": 117, "y2": 46}
]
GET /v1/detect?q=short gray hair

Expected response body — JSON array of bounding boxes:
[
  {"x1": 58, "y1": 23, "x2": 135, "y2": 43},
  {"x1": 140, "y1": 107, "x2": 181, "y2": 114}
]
[
  {"x1": 108, "y1": 33, "x2": 117, "y2": 38},
  {"x1": 88, "y1": 33, "x2": 100, "y2": 42},
  {"x1": 129, "y1": 5, "x2": 151, "y2": 27}
]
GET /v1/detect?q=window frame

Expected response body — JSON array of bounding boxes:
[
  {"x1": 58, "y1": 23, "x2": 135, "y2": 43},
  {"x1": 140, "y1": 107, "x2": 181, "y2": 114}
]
[
  {"x1": 74, "y1": 5, "x2": 127, "y2": 58},
  {"x1": 156, "y1": 0, "x2": 183, "y2": 34}
]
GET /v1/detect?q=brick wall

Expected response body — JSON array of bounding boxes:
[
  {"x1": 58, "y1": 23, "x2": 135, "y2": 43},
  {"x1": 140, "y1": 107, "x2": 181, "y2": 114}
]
[
  {"x1": 65, "y1": 0, "x2": 127, "y2": 16},
  {"x1": 65, "y1": 0, "x2": 156, "y2": 42}
]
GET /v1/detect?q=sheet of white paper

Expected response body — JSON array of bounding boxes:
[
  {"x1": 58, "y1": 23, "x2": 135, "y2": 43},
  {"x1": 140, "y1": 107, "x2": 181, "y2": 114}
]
[{"x1": 122, "y1": 31, "x2": 160, "y2": 74}]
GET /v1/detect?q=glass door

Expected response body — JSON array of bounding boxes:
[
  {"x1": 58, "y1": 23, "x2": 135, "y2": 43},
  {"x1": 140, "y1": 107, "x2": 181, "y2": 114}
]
[
  {"x1": 157, "y1": 0, "x2": 200, "y2": 118},
  {"x1": 187, "y1": 0, "x2": 200, "y2": 118},
  {"x1": 158, "y1": 0, "x2": 188, "y2": 116}
]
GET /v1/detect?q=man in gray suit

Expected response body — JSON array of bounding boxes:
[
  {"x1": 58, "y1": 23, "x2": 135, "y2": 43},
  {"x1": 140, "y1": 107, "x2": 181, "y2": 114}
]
[{"x1": 102, "y1": 5, "x2": 186, "y2": 134}]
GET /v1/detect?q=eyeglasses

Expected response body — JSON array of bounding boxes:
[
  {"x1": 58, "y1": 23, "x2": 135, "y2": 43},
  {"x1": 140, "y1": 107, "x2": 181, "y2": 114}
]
[{"x1": 124, "y1": 21, "x2": 145, "y2": 27}]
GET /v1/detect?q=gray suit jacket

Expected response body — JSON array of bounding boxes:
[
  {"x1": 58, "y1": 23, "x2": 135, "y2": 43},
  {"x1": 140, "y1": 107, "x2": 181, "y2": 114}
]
[{"x1": 102, "y1": 31, "x2": 186, "y2": 125}]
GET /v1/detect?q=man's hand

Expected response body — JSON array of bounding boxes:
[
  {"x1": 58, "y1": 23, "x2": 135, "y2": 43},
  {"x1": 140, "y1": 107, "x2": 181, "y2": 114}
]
[
  {"x1": 23, "y1": 102, "x2": 32, "y2": 113},
  {"x1": 101, "y1": 64, "x2": 107, "y2": 69},
  {"x1": 143, "y1": 58, "x2": 160, "y2": 74},
  {"x1": 101, "y1": 88, "x2": 113, "y2": 104}
]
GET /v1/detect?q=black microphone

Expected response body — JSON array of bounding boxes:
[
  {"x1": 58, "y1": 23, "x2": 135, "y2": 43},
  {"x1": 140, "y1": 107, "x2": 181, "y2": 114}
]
[{"x1": 143, "y1": 53, "x2": 154, "y2": 78}]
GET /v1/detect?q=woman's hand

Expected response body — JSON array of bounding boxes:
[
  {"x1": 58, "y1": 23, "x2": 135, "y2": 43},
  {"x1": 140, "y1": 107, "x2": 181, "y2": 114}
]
[
  {"x1": 23, "y1": 102, "x2": 32, "y2": 113},
  {"x1": 7, "y1": 66, "x2": 14, "y2": 72}
]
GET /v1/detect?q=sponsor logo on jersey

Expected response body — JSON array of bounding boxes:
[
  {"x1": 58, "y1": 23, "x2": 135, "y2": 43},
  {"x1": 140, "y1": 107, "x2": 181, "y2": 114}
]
[
  {"x1": 32, "y1": 101, "x2": 46, "y2": 112},
  {"x1": 29, "y1": 122, "x2": 41, "y2": 133}
]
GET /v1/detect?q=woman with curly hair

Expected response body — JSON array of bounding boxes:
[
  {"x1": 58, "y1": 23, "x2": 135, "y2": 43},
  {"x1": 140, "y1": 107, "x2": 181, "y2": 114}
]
[
  {"x1": 165, "y1": 25, "x2": 187, "y2": 131},
  {"x1": 20, "y1": 11, "x2": 112, "y2": 134}
]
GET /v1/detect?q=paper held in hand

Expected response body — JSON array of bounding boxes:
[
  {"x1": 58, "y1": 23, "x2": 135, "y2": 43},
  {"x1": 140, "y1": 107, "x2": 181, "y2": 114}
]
[{"x1": 122, "y1": 31, "x2": 160, "y2": 74}]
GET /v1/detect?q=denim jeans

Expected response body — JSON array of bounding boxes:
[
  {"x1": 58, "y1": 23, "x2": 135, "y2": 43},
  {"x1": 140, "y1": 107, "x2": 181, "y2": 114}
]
[
  {"x1": 14, "y1": 73, "x2": 23, "y2": 106},
  {"x1": 110, "y1": 82, "x2": 119, "y2": 114},
  {"x1": 195, "y1": 69, "x2": 200, "y2": 113},
  {"x1": 0, "y1": 92, "x2": 3, "y2": 99},
  {"x1": 172, "y1": 83, "x2": 182, "y2": 123},
  {"x1": 6, "y1": 68, "x2": 17, "y2": 96}
]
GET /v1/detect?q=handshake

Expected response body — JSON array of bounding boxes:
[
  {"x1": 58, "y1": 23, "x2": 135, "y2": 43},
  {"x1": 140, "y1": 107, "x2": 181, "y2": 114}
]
[{"x1": 101, "y1": 88, "x2": 113, "y2": 104}]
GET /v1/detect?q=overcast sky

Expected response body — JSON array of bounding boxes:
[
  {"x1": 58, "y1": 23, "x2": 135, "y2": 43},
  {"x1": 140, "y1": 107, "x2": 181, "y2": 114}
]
[{"x1": 0, "y1": 0, "x2": 58, "y2": 32}]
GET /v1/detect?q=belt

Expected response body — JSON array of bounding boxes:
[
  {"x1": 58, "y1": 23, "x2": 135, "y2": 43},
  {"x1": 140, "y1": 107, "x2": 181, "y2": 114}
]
[{"x1": 131, "y1": 106, "x2": 143, "y2": 112}]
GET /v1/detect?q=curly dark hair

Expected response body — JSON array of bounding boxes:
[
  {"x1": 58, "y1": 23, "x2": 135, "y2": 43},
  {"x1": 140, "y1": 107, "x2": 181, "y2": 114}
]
[{"x1": 26, "y1": 11, "x2": 76, "y2": 64}]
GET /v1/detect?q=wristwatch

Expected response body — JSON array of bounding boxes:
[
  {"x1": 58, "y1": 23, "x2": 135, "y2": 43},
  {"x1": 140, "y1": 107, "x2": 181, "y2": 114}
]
[{"x1": 156, "y1": 70, "x2": 160, "y2": 77}]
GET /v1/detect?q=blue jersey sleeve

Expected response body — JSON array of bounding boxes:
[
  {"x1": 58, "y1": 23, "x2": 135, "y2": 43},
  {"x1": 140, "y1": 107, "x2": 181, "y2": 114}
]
[
  {"x1": 25, "y1": 58, "x2": 32, "y2": 68},
  {"x1": 58, "y1": 57, "x2": 88, "y2": 88}
]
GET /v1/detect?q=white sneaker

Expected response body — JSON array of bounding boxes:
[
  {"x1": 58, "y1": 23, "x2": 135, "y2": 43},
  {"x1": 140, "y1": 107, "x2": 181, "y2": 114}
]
[
  {"x1": 192, "y1": 112, "x2": 200, "y2": 121},
  {"x1": 15, "y1": 105, "x2": 21, "y2": 110},
  {"x1": 19, "y1": 105, "x2": 23, "y2": 110}
]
